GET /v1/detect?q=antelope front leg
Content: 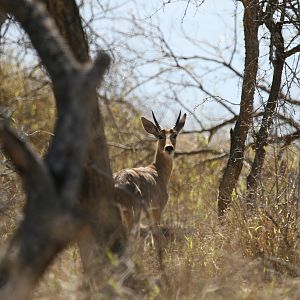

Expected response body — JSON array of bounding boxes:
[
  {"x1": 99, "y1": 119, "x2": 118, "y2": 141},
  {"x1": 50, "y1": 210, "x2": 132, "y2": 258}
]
[
  {"x1": 122, "y1": 208, "x2": 141, "y2": 238},
  {"x1": 151, "y1": 207, "x2": 162, "y2": 226},
  {"x1": 121, "y1": 209, "x2": 134, "y2": 232},
  {"x1": 150, "y1": 208, "x2": 167, "y2": 249}
]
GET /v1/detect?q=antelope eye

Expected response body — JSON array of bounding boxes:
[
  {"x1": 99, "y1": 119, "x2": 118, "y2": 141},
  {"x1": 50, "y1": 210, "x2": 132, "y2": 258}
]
[
  {"x1": 158, "y1": 134, "x2": 164, "y2": 140},
  {"x1": 172, "y1": 134, "x2": 177, "y2": 139}
]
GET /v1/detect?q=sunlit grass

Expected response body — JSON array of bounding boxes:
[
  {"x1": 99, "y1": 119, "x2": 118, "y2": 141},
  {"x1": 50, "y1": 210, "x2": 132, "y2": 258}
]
[{"x1": 1, "y1": 60, "x2": 300, "y2": 299}]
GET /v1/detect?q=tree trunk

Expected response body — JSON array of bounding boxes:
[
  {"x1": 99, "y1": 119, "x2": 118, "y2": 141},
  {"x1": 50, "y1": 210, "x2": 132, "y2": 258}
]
[
  {"x1": 40, "y1": 0, "x2": 127, "y2": 280},
  {"x1": 0, "y1": 10, "x2": 5, "y2": 28},
  {"x1": 246, "y1": 16, "x2": 285, "y2": 207},
  {"x1": 0, "y1": 1, "x2": 112, "y2": 298},
  {"x1": 217, "y1": 0, "x2": 260, "y2": 217}
]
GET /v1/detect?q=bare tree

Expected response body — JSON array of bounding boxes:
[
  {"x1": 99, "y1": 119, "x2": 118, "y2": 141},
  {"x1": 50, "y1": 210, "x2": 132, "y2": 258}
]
[
  {"x1": 77, "y1": 1, "x2": 300, "y2": 216},
  {"x1": 246, "y1": 0, "x2": 300, "y2": 207},
  {"x1": 218, "y1": 0, "x2": 300, "y2": 215},
  {"x1": 0, "y1": 0, "x2": 124, "y2": 298},
  {"x1": 78, "y1": 1, "x2": 300, "y2": 217},
  {"x1": 217, "y1": 0, "x2": 260, "y2": 216},
  {"x1": 2, "y1": 1, "x2": 299, "y2": 150},
  {"x1": 36, "y1": 0, "x2": 127, "y2": 283}
]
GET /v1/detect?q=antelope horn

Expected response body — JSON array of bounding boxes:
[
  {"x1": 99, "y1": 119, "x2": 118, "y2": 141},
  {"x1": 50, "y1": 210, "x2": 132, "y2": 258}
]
[
  {"x1": 174, "y1": 110, "x2": 182, "y2": 128},
  {"x1": 152, "y1": 111, "x2": 161, "y2": 130}
]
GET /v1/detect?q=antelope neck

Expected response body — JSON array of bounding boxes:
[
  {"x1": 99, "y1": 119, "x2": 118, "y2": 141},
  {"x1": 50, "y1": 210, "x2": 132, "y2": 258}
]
[{"x1": 151, "y1": 145, "x2": 173, "y2": 186}]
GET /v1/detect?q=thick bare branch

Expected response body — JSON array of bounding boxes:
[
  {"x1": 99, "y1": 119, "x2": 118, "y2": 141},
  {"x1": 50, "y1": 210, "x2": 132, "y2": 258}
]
[
  {"x1": 40, "y1": 0, "x2": 127, "y2": 289},
  {"x1": 0, "y1": 0, "x2": 113, "y2": 298},
  {"x1": 284, "y1": 44, "x2": 300, "y2": 58},
  {"x1": 46, "y1": 51, "x2": 110, "y2": 198},
  {"x1": 175, "y1": 148, "x2": 224, "y2": 157},
  {"x1": 0, "y1": 121, "x2": 85, "y2": 300},
  {"x1": 0, "y1": 10, "x2": 6, "y2": 27},
  {"x1": 0, "y1": 122, "x2": 40, "y2": 176}
]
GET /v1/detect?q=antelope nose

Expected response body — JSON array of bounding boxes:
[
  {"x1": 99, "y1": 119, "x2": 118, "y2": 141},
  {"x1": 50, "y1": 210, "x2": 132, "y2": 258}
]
[{"x1": 165, "y1": 145, "x2": 174, "y2": 153}]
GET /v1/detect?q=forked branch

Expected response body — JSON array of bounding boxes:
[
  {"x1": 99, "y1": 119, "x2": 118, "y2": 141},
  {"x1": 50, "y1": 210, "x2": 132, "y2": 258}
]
[
  {"x1": 0, "y1": 1, "x2": 111, "y2": 299},
  {"x1": 0, "y1": 122, "x2": 43, "y2": 178}
]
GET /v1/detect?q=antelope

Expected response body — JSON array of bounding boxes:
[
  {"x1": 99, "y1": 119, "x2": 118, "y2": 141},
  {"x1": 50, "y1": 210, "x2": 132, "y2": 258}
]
[{"x1": 114, "y1": 111, "x2": 186, "y2": 235}]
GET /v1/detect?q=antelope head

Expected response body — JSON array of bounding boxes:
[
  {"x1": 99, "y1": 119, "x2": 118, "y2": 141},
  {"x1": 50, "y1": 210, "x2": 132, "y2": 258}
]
[{"x1": 141, "y1": 111, "x2": 186, "y2": 157}]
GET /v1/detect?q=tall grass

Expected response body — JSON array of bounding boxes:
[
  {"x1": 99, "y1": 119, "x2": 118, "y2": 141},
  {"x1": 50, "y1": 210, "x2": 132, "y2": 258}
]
[{"x1": 1, "y1": 60, "x2": 300, "y2": 299}]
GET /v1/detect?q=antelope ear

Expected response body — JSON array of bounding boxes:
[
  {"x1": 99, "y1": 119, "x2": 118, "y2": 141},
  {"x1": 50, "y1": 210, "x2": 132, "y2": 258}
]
[
  {"x1": 141, "y1": 117, "x2": 159, "y2": 136},
  {"x1": 174, "y1": 113, "x2": 186, "y2": 132}
]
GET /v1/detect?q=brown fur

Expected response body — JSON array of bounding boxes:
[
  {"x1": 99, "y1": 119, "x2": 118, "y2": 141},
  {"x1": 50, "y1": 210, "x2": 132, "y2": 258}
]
[{"x1": 114, "y1": 112, "x2": 186, "y2": 233}]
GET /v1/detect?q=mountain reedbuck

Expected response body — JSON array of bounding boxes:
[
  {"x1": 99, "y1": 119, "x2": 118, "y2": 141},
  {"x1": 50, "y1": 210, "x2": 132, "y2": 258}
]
[{"x1": 114, "y1": 111, "x2": 186, "y2": 235}]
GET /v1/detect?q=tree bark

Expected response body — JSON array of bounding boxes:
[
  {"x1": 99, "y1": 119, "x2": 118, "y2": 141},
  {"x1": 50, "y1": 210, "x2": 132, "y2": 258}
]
[
  {"x1": 40, "y1": 0, "x2": 127, "y2": 279},
  {"x1": 0, "y1": 1, "x2": 112, "y2": 298},
  {"x1": 246, "y1": 12, "x2": 285, "y2": 207},
  {"x1": 217, "y1": 0, "x2": 260, "y2": 217},
  {"x1": 0, "y1": 10, "x2": 5, "y2": 28}
]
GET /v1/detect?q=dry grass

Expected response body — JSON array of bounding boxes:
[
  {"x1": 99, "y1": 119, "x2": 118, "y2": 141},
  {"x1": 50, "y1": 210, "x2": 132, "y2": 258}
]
[{"x1": 1, "y1": 60, "x2": 300, "y2": 299}]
